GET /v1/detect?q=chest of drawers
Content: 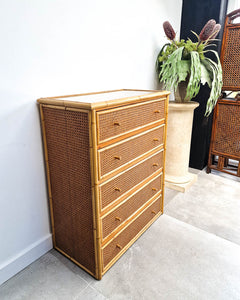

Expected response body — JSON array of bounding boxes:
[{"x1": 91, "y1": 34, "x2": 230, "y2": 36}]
[{"x1": 38, "y1": 89, "x2": 169, "y2": 279}]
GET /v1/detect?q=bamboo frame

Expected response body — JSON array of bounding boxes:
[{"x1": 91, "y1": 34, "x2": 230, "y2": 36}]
[
  {"x1": 88, "y1": 110, "x2": 99, "y2": 278},
  {"x1": 37, "y1": 89, "x2": 169, "y2": 280},
  {"x1": 55, "y1": 246, "x2": 96, "y2": 278},
  {"x1": 39, "y1": 104, "x2": 56, "y2": 247},
  {"x1": 162, "y1": 94, "x2": 169, "y2": 211},
  {"x1": 90, "y1": 109, "x2": 103, "y2": 279}
]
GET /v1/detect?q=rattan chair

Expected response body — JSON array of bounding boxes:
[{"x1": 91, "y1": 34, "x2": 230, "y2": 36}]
[{"x1": 207, "y1": 9, "x2": 240, "y2": 177}]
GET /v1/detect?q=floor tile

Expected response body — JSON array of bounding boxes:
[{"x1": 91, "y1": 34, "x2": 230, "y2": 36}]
[
  {"x1": 0, "y1": 250, "x2": 88, "y2": 300},
  {"x1": 165, "y1": 170, "x2": 240, "y2": 245},
  {"x1": 89, "y1": 215, "x2": 240, "y2": 300},
  {"x1": 75, "y1": 285, "x2": 107, "y2": 300},
  {"x1": 1, "y1": 169, "x2": 240, "y2": 299}
]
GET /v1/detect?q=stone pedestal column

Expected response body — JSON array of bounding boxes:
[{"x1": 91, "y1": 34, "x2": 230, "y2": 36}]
[{"x1": 165, "y1": 101, "x2": 199, "y2": 192}]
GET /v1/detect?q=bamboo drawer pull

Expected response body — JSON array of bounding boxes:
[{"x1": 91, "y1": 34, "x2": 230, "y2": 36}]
[
  {"x1": 114, "y1": 122, "x2": 121, "y2": 126},
  {"x1": 114, "y1": 187, "x2": 121, "y2": 192},
  {"x1": 115, "y1": 217, "x2": 122, "y2": 221},
  {"x1": 116, "y1": 244, "x2": 122, "y2": 249},
  {"x1": 114, "y1": 156, "x2": 121, "y2": 160},
  {"x1": 152, "y1": 187, "x2": 157, "y2": 191},
  {"x1": 151, "y1": 210, "x2": 157, "y2": 215},
  {"x1": 153, "y1": 138, "x2": 159, "y2": 141},
  {"x1": 153, "y1": 163, "x2": 159, "y2": 166},
  {"x1": 154, "y1": 110, "x2": 160, "y2": 113}
]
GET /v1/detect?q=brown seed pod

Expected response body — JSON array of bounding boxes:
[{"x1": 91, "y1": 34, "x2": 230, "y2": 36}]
[
  {"x1": 163, "y1": 21, "x2": 176, "y2": 40},
  {"x1": 199, "y1": 19, "x2": 216, "y2": 41},
  {"x1": 211, "y1": 23, "x2": 221, "y2": 39}
]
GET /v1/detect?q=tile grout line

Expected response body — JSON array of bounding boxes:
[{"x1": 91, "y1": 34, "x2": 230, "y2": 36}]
[
  {"x1": 73, "y1": 282, "x2": 91, "y2": 300},
  {"x1": 73, "y1": 282, "x2": 109, "y2": 300},
  {"x1": 163, "y1": 213, "x2": 240, "y2": 249}
]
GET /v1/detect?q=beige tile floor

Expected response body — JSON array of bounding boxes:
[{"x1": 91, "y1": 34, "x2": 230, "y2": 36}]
[{"x1": 0, "y1": 168, "x2": 240, "y2": 300}]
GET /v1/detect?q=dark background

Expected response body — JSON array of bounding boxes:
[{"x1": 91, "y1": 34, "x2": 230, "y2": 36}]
[{"x1": 180, "y1": 0, "x2": 228, "y2": 169}]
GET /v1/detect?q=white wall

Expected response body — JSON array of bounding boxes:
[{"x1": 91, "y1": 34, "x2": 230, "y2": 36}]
[
  {"x1": 227, "y1": 0, "x2": 240, "y2": 13},
  {"x1": 0, "y1": 0, "x2": 182, "y2": 284}
]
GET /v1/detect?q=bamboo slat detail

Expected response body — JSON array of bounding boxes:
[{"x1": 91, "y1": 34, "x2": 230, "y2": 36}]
[{"x1": 37, "y1": 89, "x2": 169, "y2": 279}]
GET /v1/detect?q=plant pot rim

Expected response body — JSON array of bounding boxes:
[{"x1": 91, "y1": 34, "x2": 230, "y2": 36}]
[{"x1": 168, "y1": 101, "x2": 199, "y2": 111}]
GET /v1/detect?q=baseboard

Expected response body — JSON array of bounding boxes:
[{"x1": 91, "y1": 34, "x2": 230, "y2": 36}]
[{"x1": 0, "y1": 234, "x2": 53, "y2": 285}]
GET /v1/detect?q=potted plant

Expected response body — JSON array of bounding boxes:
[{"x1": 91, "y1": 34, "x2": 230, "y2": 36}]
[
  {"x1": 156, "y1": 19, "x2": 222, "y2": 116},
  {"x1": 156, "y1": 20, "x2": 222, "y2": 191}
]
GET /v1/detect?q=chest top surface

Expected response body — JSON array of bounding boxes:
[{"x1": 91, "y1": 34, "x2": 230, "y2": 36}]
[{"x1": 37, "y1": 89, "x2": 170, "y2": 110}]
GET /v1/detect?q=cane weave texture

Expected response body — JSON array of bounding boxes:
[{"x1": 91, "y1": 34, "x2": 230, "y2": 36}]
[
  {"x1": 42, "y1": 107, "x2": 95, "y2": 274},
  {"x1": 222, "y1": 27, "x2": 240, "y2": 89},
  {"x1": 102, "y1": 174, "x2": 162, "y2": 239},
  {"x1": 208, "y1": 10, "x2": 240, "y2": 178},
  {"x1": 213, "y1": 103, "x2": 240, "y2": 157},
  {"x1": 38, "y1": 89, "x2": 169, "y2": 279},
  {"x1": 97, "y1": 99, "x2": 165, "y2": 143},
  {"x1": 102, "y1": 198, "x2": 161, "y2": 268},
  {"x1": 99, "y1": 150, "x2": 163, "y2": 210},
  {"x1": 99, "y1": 125, "x2": 164, "y2": 178}
]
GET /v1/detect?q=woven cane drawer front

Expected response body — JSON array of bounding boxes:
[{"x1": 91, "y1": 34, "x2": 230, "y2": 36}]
[
  {"x1": 102, "y1": 174, "x2": 162, "y2": 239},
  {"x1": 97, "y1": 99, "x2": 165, "y2": 144},
  {"x1": 98, "y1": 125, "x2": 164, "y2": 178},
  {"x1": 213, "y1": 102, "x2": 240, "y2": 157},
  {"x1": 102, "y1": 198, "x2": 161, "y2": 268},
  {"x1": 99, "y1": 150, "x2": 163, "y2": 210}
]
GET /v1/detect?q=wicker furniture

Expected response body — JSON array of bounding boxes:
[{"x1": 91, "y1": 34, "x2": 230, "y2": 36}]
[
  {"x1": 38, "y1": 89, "x2": 169, "y2": 279},
  {"x1": 207, "y1": 9, "x2": 240, "y2": 177}
]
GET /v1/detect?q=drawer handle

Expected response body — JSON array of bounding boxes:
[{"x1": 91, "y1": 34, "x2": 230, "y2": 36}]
[
  {"x1": 153, "y1": 138, "x2": 159, "y2": 141},
  {"x1": 115, "y1": 217, "x2": 122, "y2": 221},
  {"x1": 114, "y1": 156, "x2": 121, "y2": 160},
  {"x1": 151, "y1": 210, "x2": 157, "y2": 215},
  {"x1": 153, "y1": 163, "x2": 159, "y2": 167},
  {"x1": 152, "y1": 187, "x2": 157, "y2": 191},
  {"x1": 116, "y1": 244, "x2": 122, "y2": 250},
  {"x1": 114, "y1": 122, "x2": 121, "y2": 126},
  {"x1": 114, "y1": 187, "x2": 121, "y2": 192},
  {"x1": 154, "y1": 110, "x2": 160, "y2": 113}
]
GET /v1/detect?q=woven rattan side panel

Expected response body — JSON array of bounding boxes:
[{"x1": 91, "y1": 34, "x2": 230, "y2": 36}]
[
  {"x1": 213, "y1": 103, "x2": 240, "y2": 157},
  {"x1": 222, "y1": 27, "x2": 240, "y2": 89},
  {"x1": 42, "y1": 106, "x2": 95, "y2": 274}
]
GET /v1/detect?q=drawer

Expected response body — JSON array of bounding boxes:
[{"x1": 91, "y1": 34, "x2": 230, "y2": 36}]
[
  {"x1": 98, "y1": 125, "x2": 164, "y2": 179},
  {"x1": 99, "y1": 150, "x2": 163, "y2": 210},
  {"x1": 102, "y1": 198, "x2": 161, "y2": 268},
  {"x1": 96, "y1": 99, "x2": 165, "y2": 144},
  {"x1": 101, "y1": 174, "x2": 162, "y2": 240}
]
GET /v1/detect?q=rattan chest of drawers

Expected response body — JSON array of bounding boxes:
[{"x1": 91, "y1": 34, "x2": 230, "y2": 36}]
[{"x1": 38, "y1": 89, "x2": 169, "y2": 279}]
